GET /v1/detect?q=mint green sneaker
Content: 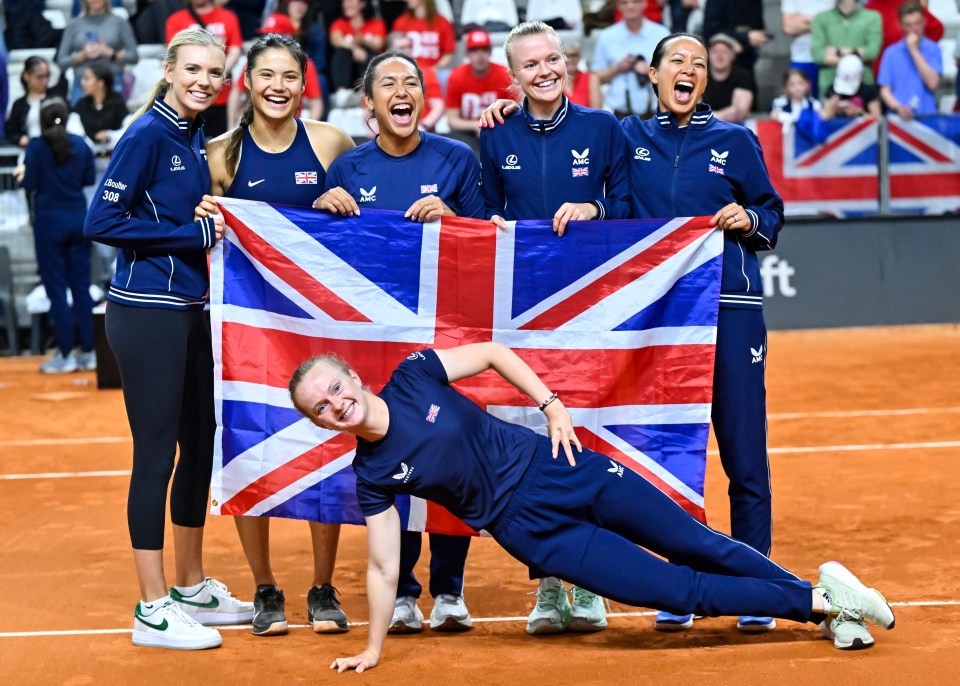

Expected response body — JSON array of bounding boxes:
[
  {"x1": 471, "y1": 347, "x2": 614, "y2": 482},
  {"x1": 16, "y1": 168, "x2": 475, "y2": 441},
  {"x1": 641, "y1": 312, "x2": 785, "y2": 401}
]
[
  {"x1": 170, "y1": 578, "x2": 255, "y2": 626},
  {"x1": 821, "y1": 612, "x2": 875, "y2": 650},
  {"x1": 526, "y1": 577, "x2": 571, "y2": 635},
  {"x1": 816, "y1": 562, "x2": 895, "y2": 630},
  {"x1": 133, "y1": 598, "x2": 222, "y2": 650},
  {"x1": 568, "y1": 586, "x2": 608, "y2": 632}
]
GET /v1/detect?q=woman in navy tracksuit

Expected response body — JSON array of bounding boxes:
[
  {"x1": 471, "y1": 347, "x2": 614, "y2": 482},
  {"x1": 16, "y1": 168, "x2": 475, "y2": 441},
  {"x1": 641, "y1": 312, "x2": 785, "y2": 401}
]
[
  {"x1": 317, "y1": 50, "x2": 483, "y2": 636},
  {"x1": 20, "y1": 97, "x2": 96, "y2": 374},
  {"x1": 83, "y1": 29, "x2": 253, "y2": 651},
  {"x1": 620, "y1": 32, "x2": 784, "y2": 634},
  {"x1": 285, "y1": 342, "x2": 896, "y2": 673},
  {"x1": 478, "y1": 22, "x2": 630, "y2": 236}
]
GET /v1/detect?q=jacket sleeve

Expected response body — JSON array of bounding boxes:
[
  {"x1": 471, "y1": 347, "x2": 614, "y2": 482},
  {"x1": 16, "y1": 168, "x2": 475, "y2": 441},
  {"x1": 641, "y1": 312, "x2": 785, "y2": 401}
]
[
  {"x1": 454, "y1": 147, "x2": 485, "y2": 219},
  {"x1": 83, "y1": 131, "x2": 216, "y2": 250},
  {"x1": 82, "y1": 144, "x2": 96, "y2": 187},
  {"x1": 478, "y1": 128, "x2": 506, "y2": 220},
  {"x1": 594, "y1": 118, "x2": 632, "y2": 220},
  {"x1": 735, "y1": 129, "x2": 784, "y2": 252},
  {"x1": 20, "y1": 139, "x2": 41, "y2": 193},
  {"x1": 861, "y1": 10, "x2": 883, "y2": 63}
]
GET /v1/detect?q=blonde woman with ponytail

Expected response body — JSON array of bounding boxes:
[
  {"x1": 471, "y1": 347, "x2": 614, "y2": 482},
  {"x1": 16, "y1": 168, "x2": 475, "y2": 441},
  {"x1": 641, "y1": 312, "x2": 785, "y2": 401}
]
[
  {"x1": 84, "y1": 28, "x2": 255, "y2": 651},
  {"x1": 199, "y1": 32, "x2": 355, "y2": 638}
]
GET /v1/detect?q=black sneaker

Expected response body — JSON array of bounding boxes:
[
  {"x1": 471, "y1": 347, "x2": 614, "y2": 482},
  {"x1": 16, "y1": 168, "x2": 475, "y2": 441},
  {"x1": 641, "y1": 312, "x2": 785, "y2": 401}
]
[
  {"x1": 307, "y1": 584, "x2": 349, "y2": 633},
  {"x1": 251, "y1": 584, "x2": 288, "y2": 636}
]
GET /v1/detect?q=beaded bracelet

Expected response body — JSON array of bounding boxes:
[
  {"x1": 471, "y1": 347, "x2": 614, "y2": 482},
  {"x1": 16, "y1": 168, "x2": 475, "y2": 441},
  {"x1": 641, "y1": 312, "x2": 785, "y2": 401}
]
[{"x1": 538, "y1": 392, "x2": 559, "y2": 412}]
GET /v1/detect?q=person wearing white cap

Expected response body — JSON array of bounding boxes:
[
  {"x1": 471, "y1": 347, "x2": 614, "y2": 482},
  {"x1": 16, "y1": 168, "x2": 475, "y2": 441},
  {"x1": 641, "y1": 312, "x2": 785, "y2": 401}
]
[
  {"x1": 810, "y1": 0, "x2": 882, "y2": 98},
  {"x1": 444, "y1": 30, "x2": 514, "y2": 150},
  {"x1": 820, "y1": 52, "x2": 881, "y2": 119}
]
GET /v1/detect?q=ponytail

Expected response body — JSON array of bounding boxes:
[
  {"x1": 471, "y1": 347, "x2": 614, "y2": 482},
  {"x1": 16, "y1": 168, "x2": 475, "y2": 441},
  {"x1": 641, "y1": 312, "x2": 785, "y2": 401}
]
[
  {"x1": 40, "y1": 98, "x2": 72, "y2": 165},
  {"x1": 224, "y1": 99, "x2": 253, "y2": 176}
]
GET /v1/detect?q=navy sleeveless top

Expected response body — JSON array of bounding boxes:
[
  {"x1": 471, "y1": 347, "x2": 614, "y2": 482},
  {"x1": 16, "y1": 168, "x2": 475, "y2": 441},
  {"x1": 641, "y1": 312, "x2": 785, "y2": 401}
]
[{"x1": 226, "y1": 119, "x2": 326, "y2": 206}]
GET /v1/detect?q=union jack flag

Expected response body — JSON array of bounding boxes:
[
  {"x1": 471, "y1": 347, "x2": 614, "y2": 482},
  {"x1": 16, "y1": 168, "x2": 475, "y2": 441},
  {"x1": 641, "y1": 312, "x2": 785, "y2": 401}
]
[
  {"x1": 210, "y1": 199, "x2": 723, "y2": 533},
  {"x1": 295, "y1": 171, "x2": 318, "y2": 185},
  {"x1": 420, "y1": 184, "x2": 439, "y2": 193},
  {"x1": 708, "y1": 164, "x2": 725, "y2": 176},
  {"x1": 571, "y1": 167, "x2": 589, "y2": 177},
  {"x1": 426, "y1": 404, "x2": 440, "y2": 423},
  {"x1": 753, "y1": 115, "x2": 960, "y2": 217}
]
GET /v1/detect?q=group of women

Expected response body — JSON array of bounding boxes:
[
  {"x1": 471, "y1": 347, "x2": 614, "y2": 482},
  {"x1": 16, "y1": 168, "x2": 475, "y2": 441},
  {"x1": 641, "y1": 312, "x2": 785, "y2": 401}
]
[{"x1": 69, "y1": 16, "x2": 893, "y2": 665}]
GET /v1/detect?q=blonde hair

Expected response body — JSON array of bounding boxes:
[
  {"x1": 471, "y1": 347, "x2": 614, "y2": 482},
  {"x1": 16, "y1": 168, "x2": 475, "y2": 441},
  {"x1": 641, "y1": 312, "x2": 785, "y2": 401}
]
[
  {"x1": 288, "y1": 354, "x2": 353, "y2": 415},
  {"x1": 503, "y1": 21, "x2": 563, "y2": 71},
  {"x1": 132, "y1": 28, "x2": 226, "y2": 120}
]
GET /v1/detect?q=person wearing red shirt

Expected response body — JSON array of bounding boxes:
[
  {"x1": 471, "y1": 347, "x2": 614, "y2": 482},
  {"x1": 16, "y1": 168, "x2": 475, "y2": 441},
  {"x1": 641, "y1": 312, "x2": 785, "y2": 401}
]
[
  {"x1": 865, "y1": 0, "x2": 943, "y2": 75},
  {"x1": 563, "y1": 42, "x2": 602, "y2": 108},
  {"x1": 444, "y1": 30, "x2": 514, "y2": 150},
  {"x1": 392, "y1": 0, "x2": 455, "y2": 70},
  {"x1": 329, "y1": 0, "x2": 387, "y2": 102},
  {"x1": 165, "y1": 0, "x2": 243, "y2": 137}
]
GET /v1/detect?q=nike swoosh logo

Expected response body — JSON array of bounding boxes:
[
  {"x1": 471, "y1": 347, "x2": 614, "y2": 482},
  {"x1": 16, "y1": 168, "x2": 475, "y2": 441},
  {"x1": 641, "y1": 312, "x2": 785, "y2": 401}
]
[
  {"x1": 136, "y1": 612, "x2": 169, "y2": 631},
  {"x1": 248, "y1": 179, "x2": 266, "y2": 187},
  {"x1": 176, "y1": 596, "x2": 220, "y2": 609}
]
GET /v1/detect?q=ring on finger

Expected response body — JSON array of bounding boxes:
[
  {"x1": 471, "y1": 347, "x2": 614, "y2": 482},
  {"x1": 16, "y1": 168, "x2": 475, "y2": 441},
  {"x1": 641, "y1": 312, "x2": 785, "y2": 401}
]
[{"x1": 732, "y1": 213, "x2": 739, "y2": 222}]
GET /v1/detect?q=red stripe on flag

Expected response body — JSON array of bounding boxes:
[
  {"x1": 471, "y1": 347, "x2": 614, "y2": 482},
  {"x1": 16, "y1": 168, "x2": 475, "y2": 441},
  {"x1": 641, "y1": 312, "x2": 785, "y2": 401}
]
[
  {"x1": 219, "y1": 204, "x2": 372, "y2": 322},
  {"x1": 796, "y1": 117, "x2": 876, "y2": 168},
  {"x1": 221, "y1": 321, "x2": 716, "y2": 407},
  {"x1": 888, "y1": 122, "x2": 953, "y2": 163},
  {"x1": 219, "y1": 433, "x2": 356, "y2": 515},
  {"x1": 424, "y1": 501, "x2": 477, "y2": 536},
  {"x1": 578, "y1": 430, "x2": 706, "y2": 522},
  {"x1": 434, "y1": 216, "x2": 498, "y2": 346},
  {"x1": 519, "y1": 218, "x2": 711, "y2": 330},
  {"x1": 891, "y1": 172, "x2": 960, "y2": 197}
]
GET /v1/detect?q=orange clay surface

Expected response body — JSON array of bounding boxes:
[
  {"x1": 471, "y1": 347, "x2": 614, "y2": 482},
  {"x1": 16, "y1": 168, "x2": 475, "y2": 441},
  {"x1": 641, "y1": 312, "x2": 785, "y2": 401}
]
[{"x1": 1, "y1": 324, "x2": 959, "y2": 685}]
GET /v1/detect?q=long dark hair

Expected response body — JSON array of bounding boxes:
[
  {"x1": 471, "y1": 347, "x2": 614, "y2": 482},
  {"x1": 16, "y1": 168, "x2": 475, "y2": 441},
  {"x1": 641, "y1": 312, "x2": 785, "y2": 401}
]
[
  {"x1": 649, "y1": 32, "x2": 708, "y2": 95},
  {"x1": 224, "y1": 33, "x2": 308, "y2": 176},
  {"x1": 85, "y1": 62, "x2": 124, "y2": 107},
  {"x1": 40, "y1": 98, "x2": 72, "y2": 165},
  {"x1": 20, "y1": 55, "x2": 50, "y2": 92}
]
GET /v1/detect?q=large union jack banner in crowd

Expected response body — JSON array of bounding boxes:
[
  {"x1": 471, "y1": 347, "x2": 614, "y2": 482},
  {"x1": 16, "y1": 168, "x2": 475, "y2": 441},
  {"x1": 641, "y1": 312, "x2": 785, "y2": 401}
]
[
  {"x1": 209, "y1": 199, "x2": 723, "y2": 534},
  {"x1": 754, "y1": 114, "x2": 960, "y2": 217}
]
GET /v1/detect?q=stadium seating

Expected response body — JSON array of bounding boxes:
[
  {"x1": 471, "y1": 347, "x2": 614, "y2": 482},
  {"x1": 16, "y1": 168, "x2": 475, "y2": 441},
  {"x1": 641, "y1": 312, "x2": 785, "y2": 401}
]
[
  {"x1": 460, "y1": 0, "x2": 519, "y2": 44},
  {"x1": 525, "y1": 0, "x2": 585, "y2": 43}
]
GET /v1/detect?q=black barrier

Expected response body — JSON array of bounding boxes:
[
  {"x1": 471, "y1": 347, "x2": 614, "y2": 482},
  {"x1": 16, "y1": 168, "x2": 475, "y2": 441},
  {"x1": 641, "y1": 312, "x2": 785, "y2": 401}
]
[{"x1": 762, "y1": 215, "x2": 960, "y2": 330}]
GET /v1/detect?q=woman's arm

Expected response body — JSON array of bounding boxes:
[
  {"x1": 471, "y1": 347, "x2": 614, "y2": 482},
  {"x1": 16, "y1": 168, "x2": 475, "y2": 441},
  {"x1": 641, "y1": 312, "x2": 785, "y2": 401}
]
[
  {"x1": 434, "y1": 343, "x2": 582, "y2": 464},
  {"x1": 330, "y1": 507, "x2": 400, "y2": 673}
]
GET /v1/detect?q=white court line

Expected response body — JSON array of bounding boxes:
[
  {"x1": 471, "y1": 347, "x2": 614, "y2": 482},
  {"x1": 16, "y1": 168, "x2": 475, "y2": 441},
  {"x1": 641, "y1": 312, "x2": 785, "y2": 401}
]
[
  {"x1": 2, "y1": 601, "x2": 958, "y2": 638},
  {"x1": 0, "y1": 437, "x2": 131, "y2": 447},
  {"x1": 769, "y1": 407, "x2": 960, "y2": 420},
  {"x1": 0, "y1": 470, "x2": 130, "y2": 480}
]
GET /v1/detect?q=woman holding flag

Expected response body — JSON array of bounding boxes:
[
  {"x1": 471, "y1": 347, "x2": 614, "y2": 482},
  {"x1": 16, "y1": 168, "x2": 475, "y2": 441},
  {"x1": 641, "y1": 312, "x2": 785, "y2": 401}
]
[
  {"x1": 316, "y1": 50, "x2": 484, "y2": 635},
  {"x1": 199, "y1": 32, "x2": 356, "y2": 638},
  {"x1": 284, "y1": 341, "x2": 896, "y2": 673}
]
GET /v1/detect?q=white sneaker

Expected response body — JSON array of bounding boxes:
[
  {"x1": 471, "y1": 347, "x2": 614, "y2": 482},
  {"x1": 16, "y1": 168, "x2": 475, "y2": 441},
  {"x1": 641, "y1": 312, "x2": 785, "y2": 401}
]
[
  {"x1": 429, "y1": 594, "x2": 473, "y2": 632},
  {"x1": 132, "y1": 598, "x2": 222, "y2": 650},
  {"x1": 170, "y1": 578, "x2": 255, "y2": 625},
  {"x1": 816, "y1": 562, "x2": 895, "y2": 630},
  {"x1": 39, "y1": 351, "x2": 77, "y2": 374},
  {"x1": 526, "y1": 577, "x2": 571, "y2": 635},
  {"x1": 821, "y1": 613, "x2": 875, "y2": 650},
  {"x1": 389, "y1": 596, "x2": 423, "y2": 634},
  {"x1": 568, "y1": 586, "x2": 608, "y2": 632},
  {"x1": 76, "y1": 350, "x2": 97, "y2": 371}
]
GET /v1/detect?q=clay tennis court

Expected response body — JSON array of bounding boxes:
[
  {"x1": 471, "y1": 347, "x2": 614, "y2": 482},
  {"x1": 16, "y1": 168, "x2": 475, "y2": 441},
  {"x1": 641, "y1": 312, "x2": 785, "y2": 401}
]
[{"x1": 1, "y1": 323, "x2": 958, "y2": 684}]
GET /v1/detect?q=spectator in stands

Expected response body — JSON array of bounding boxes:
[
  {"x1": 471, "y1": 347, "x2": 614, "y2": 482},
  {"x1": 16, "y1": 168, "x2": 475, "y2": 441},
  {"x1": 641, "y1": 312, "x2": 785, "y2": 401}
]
[
  {"x1": 5, "y1": 0, "x2": 62, "y2": 51},
  {"x1": 392, "y1": 0, "x2": 455, "y2": 71},
  {"x1": 224, "y1": 0, "x2": 268, "y2": 40},
  {"x1": 865, "y1": 0, "x2": 942, "y2": 76},
  {"x1": 379, "y1": 0, "x2": 408, "y2": 32},
  {"x1": 166, "y1": 0, "x2": 244, "y2": 137},
  {"x1": 444, "y1": 30, "x2": 513, "y2": 151},
  {"x1": 131, "y1": 0, "x2": 181, "y2": 45},
  {"x1": 6, "y1": 56, "x2": 55, "y2": 147},
  {"x1": 702, "y1": 0, "x2": 769, "y2": 70},
  {"x1": 58, "y1": 0, "x2": 140, "y2": 106},
  {"x1": 74, "y1": 62, "x2": 129, "y2": 143},
  {"x1": 0, "y1": 35, "x2": 8, "y2": 137},
  {"x1": 385, "y1": 31, "x2": 443, "y2": 131},
  {"x1": 591, "y1": 0, "x2": 670, "y2": 119},
  {"x1": 564, "y1": 42, "x2": 602, "y2": 109},
  {"x1": 770, "y1": 67, "x2": 822, "y2": 125},
  {"x1": 820, "y1": 53, "x2": 882, "y2": 119},
  {"x1": 811, "y1": 0, "x2": 882, "y2": 99},
  {"x1": 781, "y1": 0, "x2": 834, "y2": 87},
  {"x1": 877, "y1": 1, "x2": 941, "y2": 118},
  {"x1": 329, "y1": 0, "x2": 386, "y2": 107},
  {"x1": 283, "y1": 0, "x2": 330, "y2": 104},
  {"x1": 703, "y1": 33, "x2": 755, "y2": 124},
  {"x1": 666, "y1": 0, "x2": 700, "y2": 33},
  {"x1": 19, "y1": 98, "x2": 96, "y2": 374}
]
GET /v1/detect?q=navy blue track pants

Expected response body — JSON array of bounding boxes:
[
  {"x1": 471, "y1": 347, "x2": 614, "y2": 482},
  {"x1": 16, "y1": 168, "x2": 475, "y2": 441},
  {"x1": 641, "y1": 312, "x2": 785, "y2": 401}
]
[{"x1": 397, "y1": 532, "x2": 471, "y2": 599}]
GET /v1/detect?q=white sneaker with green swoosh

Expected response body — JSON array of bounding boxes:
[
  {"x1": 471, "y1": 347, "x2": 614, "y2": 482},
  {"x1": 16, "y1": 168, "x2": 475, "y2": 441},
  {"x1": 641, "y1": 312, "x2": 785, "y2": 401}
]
[
  {"x1": 171, "y1": 578, "x2": 255, "y2": 625},
  {"x1": 132, "y1": 598, "x2": 222, "y2": 650}
]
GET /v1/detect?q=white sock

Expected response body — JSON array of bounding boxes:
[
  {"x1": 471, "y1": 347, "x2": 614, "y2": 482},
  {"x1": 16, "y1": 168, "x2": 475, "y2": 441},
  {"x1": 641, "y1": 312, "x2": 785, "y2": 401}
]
[
  {"x1": 814, "y1": 586, "x2": 832, "y2": 613},
  {"x1": 140, "y1": 594, "x2": 171, "y2": 614},
  {"x1": 175, "y1": 580, "x2": 207, "y2": 596}
]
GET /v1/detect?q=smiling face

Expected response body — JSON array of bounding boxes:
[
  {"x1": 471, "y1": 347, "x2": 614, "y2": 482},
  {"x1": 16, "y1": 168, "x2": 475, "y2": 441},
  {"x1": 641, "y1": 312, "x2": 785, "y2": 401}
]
[
  {"x1": 163, "y1": 44, "x2": 226, "y2": 118},
  {"x1": 508, "y1": 33, "x2": 567, "y2": 111},
  {"x1": 246, "y1": 47, "x2": 304, "y2": 122},
  {"x1": 649, "y1": 36, "x2": 708, "y2": 124},
  {"x1": 366, "y1": 56, "x2": 424, "y2": 142},
  {"x1": 293, "y1": 360, "x2": 368, "y2": 433}
]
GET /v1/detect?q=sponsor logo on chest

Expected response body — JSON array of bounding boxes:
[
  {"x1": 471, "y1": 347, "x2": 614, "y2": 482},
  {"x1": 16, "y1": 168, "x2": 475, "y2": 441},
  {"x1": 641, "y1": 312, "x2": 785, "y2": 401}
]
[
  {"x1": 360, "y1": 186, "x2": 377, "y2": 203},
  {"x1": 170, "y1": 155, "x2": 186, "y2": 172},
  {"x1": 501, "y1": 154, "x2": 521, "y2": 171}
]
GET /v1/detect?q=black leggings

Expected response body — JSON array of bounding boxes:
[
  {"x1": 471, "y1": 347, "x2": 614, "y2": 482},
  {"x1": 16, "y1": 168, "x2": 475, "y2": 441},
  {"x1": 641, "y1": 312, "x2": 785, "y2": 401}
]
[{"x1": 106, "y1": 302, "x2": 215, "y2": 550}]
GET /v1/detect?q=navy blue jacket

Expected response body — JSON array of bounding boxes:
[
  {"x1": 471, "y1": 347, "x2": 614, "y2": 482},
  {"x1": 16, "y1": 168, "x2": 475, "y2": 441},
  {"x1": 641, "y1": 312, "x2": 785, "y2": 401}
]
[
  {"x1": 21, "y1": 133, "x2": 95, "y2": 226},
  {"x1": 479, "y1": 97, "x2": 631, "y2": 222},
  {"x1": 84, "y1": 99, "x2": 217, "y2": 309},
  {"x1": 325, "y1": 132, "x2": 484, "y2": 219},
  {"x1": 622, "y1": 105, "x2": 784, "y2": 309}
]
